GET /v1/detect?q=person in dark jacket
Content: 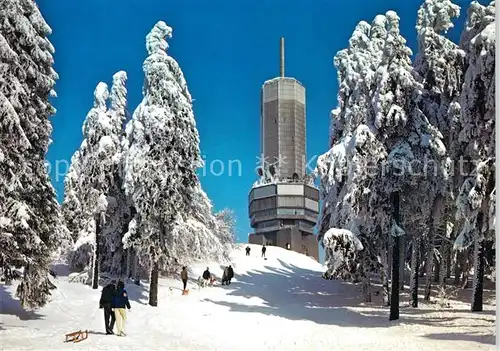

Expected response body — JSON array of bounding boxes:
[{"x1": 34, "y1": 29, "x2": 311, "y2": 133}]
[
  {"x1": 245, "y1": 246, "x2": 251, "y2": 256},
  {"x1": 181, "y1": 266, "x2": 188, "y2": 291},
  {"x1": 261, "y1": 245, "x2": 267, "y2": 258},
  {"x1": 221, "y1": 266, "x2": 229, "y2": 285},
  {"x1": 201, "y1": 267, "x2": 211, "y2": 287},
  {"x1": 112, "y1": 280, "x2": 131, "y2": 336},
  {"x1": 99, "y1": 279, "x2": 116, "y2": 334},
  {"x1": 227, "y1": 265, "x2": 234, "y2": 285}
]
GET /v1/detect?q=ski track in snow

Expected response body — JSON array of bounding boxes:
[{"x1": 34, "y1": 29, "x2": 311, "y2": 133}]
[{"x1": 0, "y1": 244, "x2": 495, "y2": 350}]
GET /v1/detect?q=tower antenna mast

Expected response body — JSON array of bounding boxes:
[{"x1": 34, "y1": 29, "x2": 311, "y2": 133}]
[{"x1": 280, "y1": 37, "x2": 285, "y2": 77}]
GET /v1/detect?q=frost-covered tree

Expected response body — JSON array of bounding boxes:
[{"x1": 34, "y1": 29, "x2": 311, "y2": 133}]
[
  {"x1": 100, "y1": 71, "x2": 131, "y2": 276},
  {"x1": 413, "y1": 0, "x2": 465, "y2": 305},
  {"x1": 0, "y1": 0, "x2": 64, "y2": 308},
  {"x1": 123, "y1": 21, "x2": 202, "y2": 306},
  {"x1": 61, "y1": 152, "x2": 85, "y2": 243},
  {"x1": 157, "y1": 186, "x2": 235, "y2": 268},
  {"x1": 316, "y1": 18, "x2": 389, "y2": 304},
  {"x1": 62, "y1": 72, "x2": 129, "y2": 287},
  {"x1": 453, "y1": 1, "x2": 495, "y2": 312},
  {"x1": 317, "y1": 10, "x2": 450, "y2": 319},
  {"x1": 367, "y1": 10, "x2": 450, "y2": 320},
  {"x1": 214, "y1": 208, "x2": 237, "y2": 251}
]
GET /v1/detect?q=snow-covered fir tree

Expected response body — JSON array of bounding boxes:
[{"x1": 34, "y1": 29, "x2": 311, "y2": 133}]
[
  {"x1": 100, "y1": 71, "x2": 131, "y2": 276},
  {"x1": 214, "y1": 208, "x2": 237, "y2": 250},
  {"x1": 453, "y1": 1, "x2": 495, "y2": 312},
  {"x1": 62, "y1": 72, "x2": 129, "y2": 287},
  {"x1": 166, "y1": 185, "x2": 235, "y2": 264},
  {"x1": 162, "y1": 188, "x2": 236, "y2": 271},
  {"x1": 316, "y1": 17, "x2": 389, "y2": 303},
  {"x1": 122, "y1": 21, "x2": 203, "y2": 306},
  {"x1": 413, "y1": 0, "x2": 465, "y2": 305},
  {"x1": 0, "y1": 0, "x2": 64, "y2": 308},
  {"x1": 317, "y1": 9, "x2": 451, "y2": 317}
]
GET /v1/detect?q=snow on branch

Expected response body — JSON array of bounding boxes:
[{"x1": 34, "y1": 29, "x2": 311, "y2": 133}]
[
  {"x1": 416, "y1": 0, "x2": 461, "y2": 34},
  {"x1": 390, "y1": 221, "x2": 405, "y2": 237},
  {"x1": 323, "y1": 228, "x2": 364, "y2": 252},
  {"x1": 109, "y1": 71, "x2": 128, "y2": 116},
  {"x1": 146, "y1": 21, "x2": 172, "y2": 55}
]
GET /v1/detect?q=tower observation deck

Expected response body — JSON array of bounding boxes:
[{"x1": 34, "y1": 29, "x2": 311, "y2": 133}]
[{"x1": 248, "y1": 38, "x2": 319, "y2": 261}]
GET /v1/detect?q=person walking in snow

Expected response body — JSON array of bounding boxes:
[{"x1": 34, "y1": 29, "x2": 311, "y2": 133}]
[
  {"x1": 261, "y1": 245, "x2": 267, "y2": 258},
  {"x1": 99, "y1": 279, "x2": 116, "y2": 335},
  {"x1": 245, "y1": 246, "x2": 251, "y2": 256},
  {"x1": 202, "y1": 267, "x2": 211, "y2": 287},
  {"x1": 221, "y1": 266, "x2": 229, "y2": 285},
  {"x1": 227, "y1": 265, "x2": 234, "y2": 285},
  {"x1": 112, "y1": 280, "x2": 131, "y2": 337},
  {"x1": 181, "y1": 266, "x2": 188, "y2": 291}
]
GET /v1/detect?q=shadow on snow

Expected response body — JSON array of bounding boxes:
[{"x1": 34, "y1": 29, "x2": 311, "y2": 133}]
[
  {"x1": 0, "y1": 284, "x2": 44, "y2": 325},
  {"x1": 201, "y1": 258, "x2": 495, "y2": 331},
  {"x1": 423, "y1": 331, "x2": 495, "y2": 345}
]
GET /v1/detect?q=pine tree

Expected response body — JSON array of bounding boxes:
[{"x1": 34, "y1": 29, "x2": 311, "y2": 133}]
[
  {"x1": 317, "y1": 9, "x2": 451, "y2": 319},
  {"x1": 100, "y1": 71, "x2": 131, "y2": 276},
  {"x1": 316, "y1": 18, "x2": 389, "y2": 303},
  {"x1": 0, "y1": 0, "x2": 64, "y2": 308},
  {"x1": 453, "y1": 1, "x2": 495, "y2": 312},
  {"x1": 123, "y1": 21, "x2": 202, "y2": 306},
  {"x1": 413, "y1": 0, "x2": 464, "y2": 304},
  {"x1": 63, "y1": 72, "x2": 129, "y2": 285},
  {"x1": 214, "y1": 208, "x2": 237, "y2": 251}
]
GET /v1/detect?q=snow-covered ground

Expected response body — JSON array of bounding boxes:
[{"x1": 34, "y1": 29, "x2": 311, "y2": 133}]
[{"x1": 0, "y1": 244, "x2": 496, "y2": 350}]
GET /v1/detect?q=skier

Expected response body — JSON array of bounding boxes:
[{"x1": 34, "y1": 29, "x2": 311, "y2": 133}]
[
  {"x1": 202, "y1": 267, "x2": 211, "y2": 287},
  {"x1": 245, "y1": 246, "x2": 251, "y2": 256},
  {"x1": 181, "y1": 266, "x2": 188, "y2": 292},
  {"x1": 261, "y1": 245, "x2": 267, "y2": 258},
  {"x1": 99, "y1": 279, "x2": 116, "y2": 335},
  {"x1": 221, "y1": 266, "x2": 229, "y2": 285},
  {"x1": 227, "y1": 265, "x2": 234, "y2": 285},
  {"x1": 112, "y1": 280, "x2": 131, "y2": 337}
]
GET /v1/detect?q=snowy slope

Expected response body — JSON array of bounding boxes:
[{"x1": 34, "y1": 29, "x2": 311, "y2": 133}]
[{"x1": 0, "y1": 244, "x2": 495, "y2": 350}]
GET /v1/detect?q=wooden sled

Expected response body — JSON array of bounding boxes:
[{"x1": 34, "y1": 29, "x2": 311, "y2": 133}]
[
  {"x1": 65, "y1": 330, "x2": 88, "y2": 343},
  {"x1": 182, "y1": 289, "x2": 189, "y2": 295}
]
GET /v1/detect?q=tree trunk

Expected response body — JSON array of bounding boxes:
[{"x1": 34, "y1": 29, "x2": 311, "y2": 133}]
[
  {"x1": 440, "y1": 242, "x2": 449, "y2": 289},
  {"x1": 92, "y1": 216, "x2": 100, "y2": 290},
  {"x1": 410, "y1": 236, "x2": 420, "y2": 307},
  {"x1": 133, "y1": 252, "x2": 140, "y2": 284},
  {"x1": 380, "y1": 239, "x2": 390, "y2": 306},
  {"x1": 454, "y1": 250, "x2": 461, "y2": 286},
  {"x1": 446, "y1": 247, "x2": 451, "y2": 279},
  {"x1": 424, "y1": 194, "x2": 443, "y2": 301},
  {"x1": 399, "y1": 235, "x2": 405, "y2": 291},
  {"x1": 419, "y1": 242, "x2": 426, "y2": 277},
  {"x1": 471, "y1": 214, "x2": 486, "y2": 312},
  {"x1": 126, "y1": 248, "x2": 133, "y2": 279},
  {"x1": 362, "y1": 274, "x2": 372, "y2": 303},
  {"x1": 389, "y1": 191, "x2": 400, "y2": 321},
  {"x1": 471, "y1": 171, "x2": 494, "y2": 310},
  {"x1": 461, "y1": 255, "x2": 469, "y2": 289},
  {"x1": 4, "y1": 266, "x2": 12, "y2": 285},
  {"x1": 434, "y1": 254, "x2": 440, "y2": 283},
  {"x1": 149, "y1": 256, "x2": 159, "y2": 307},
  {"x1": 423, "y1": 241, "x2": 434, "y2": 300}
]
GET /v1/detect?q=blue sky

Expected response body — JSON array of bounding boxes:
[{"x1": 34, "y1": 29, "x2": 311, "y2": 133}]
[{"x1": 39, "y1": 0, "x2": 475, "y2": 246}]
